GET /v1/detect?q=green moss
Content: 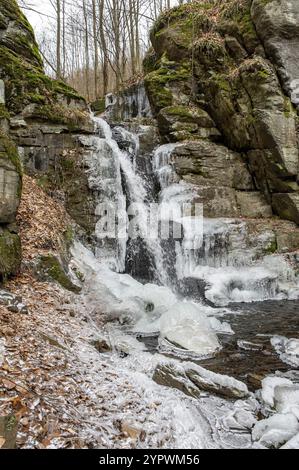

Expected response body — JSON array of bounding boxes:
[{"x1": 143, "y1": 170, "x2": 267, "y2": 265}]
[
  {"x1": 151, "y1": 1, "x2": 214, "y2": 37},
  {"x1": 29, "y1": 103, "x2": 88, "y2": 131},
  {"x1": 0, "y1": 131, "x2": 22, "y2": 176},
  {"x1": 258, "y1": 70, "x2": 270, "y2": 80},
  {"x1": 0, "y1": 46, "x2": 84, "y2": 116},
  {"x1": 0, "y1": 104, "x2": 10, "y2": 120},
  {"x1": 38, "y1": 255, "x2": 81, "y2": 293},
  {"x1": 194, "y1": 34, "x2": 227, "y2": 60},
  {"x1": 0, "y1": 0, "x2": 43, "y2": 68},
  {"x1": 211, "y1": 73, "x2": 232, "y2": 92},
  {"x1": 283, "y1": 97, "x2": 293, "y2": 118},
  {"x1": 143, "y1": 47, "x2": 158, "y2": 74},
  {"x1": 0, "y1": 231, "x2": 21, "y2": 280},
  {"x1": 91, "y1": 97, "x2": 106, "y2": 114},
  {"x1": 63, "y1": 225, "x2": 74, "y2": 248},
  {"x1": 265, "y1": 238, "x2": 278, "y2": 254},
  {"x1": 144, "y1": 55, "x2": 191, "y2": 112}
]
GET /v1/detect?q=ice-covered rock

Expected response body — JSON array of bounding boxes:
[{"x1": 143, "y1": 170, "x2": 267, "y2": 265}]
[
  {"x1": 271, "y1": 336, "x2": 299, "y2": 367},
  {"x1": 274, "y1": 385, "x2": 299, "y2": 419},
  {"x1": 261, "y1": 376, "x2": 293, "y2": 409},
  {"x1": 159, "y1": 302, "x2": 220, "y2": 356},
  {"x1": 281, "y1": 433, "x2": 299, "y2": 449},
  {"x1": 71, "y1": 242, "x2": 221, "y2": 356},
  {"x1": 252, "y1": 413, "x2": 299, "y2": 449},
  {"x1": 153, "y1": 361, "x2": 249, "y2": 400}
]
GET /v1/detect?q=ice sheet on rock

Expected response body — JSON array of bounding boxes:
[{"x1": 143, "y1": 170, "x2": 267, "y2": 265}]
[
  {"x1": 271, "y1": 336, "x2": 299, "y2": 367},
  {"x1": 159, "y1": 302, "x2": 220, "y2": 355},
  {"x1": 153, "y1": 360, "x2": 249, "y2": 400},
  {"x1": 190, "y1": 255, "x2": 298, "y2": 306},
  {"x1": 153, "y1": 144, "x2": 179, "y2": 190},
  {"x1": 71, "y1": 242, "x2": 220, "y2": 355},
  {"x1": 274, "y1": 385, "x2": 299, "y2": 419},
  {"x1": 281, "y1": 433, "x2": 299, "y2": 449},
  {"x1": 252, "y1": 413, "x2": 299, "y2": 449},
  {"x1": 261, "y1": 376, "x2": 293, "y2": 409}
]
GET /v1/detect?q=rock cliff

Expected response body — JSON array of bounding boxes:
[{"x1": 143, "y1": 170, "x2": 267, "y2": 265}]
[
  {"x1": 144, "y1": 0, "x2": 299, "y2": 228},
  {"x1": 0, "y1": 0, "x2": 96, "y2": 278}
]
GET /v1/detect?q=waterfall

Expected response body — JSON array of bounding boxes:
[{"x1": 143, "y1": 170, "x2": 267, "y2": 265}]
[
  {"x1": 82, "y1": 116, "x2": 170, "y2": 286},
  {"x1": 80, "y1": 116, "x2": 299, "y2": 308}
]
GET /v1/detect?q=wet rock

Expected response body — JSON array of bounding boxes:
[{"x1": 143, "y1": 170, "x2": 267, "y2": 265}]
[
  {"x1": 272, "y1": 193, "x2": 299, "y2": 225},
  {"x1": 236, "y1": 192, "x2": 272, "y2": 219},
  {"x1": 153, "y1": 361, "x2": 249, "y2": 400}
]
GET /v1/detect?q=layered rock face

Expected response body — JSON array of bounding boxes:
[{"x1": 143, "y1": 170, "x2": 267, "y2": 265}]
[
  {"x1": 144, "y1": 0, "x2": 299, "y2": 227},
  {"x1": 0, "y1": 0, "x2": 98, "y2": 279}
]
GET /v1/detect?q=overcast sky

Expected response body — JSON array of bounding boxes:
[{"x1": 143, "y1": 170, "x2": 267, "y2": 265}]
[{"x1": 21, "y1": 1, "x2": 54, "y2": 30}]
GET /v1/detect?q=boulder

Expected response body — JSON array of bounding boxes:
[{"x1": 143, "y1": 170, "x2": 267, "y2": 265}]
[
  {"x1": 153, "y1": 361, "x2": 249, "y2": 400},
  {"x1": 251, "y1": 0, "x2": 299, "y2": 104},
  {"x1": 0, "y1": 230, "x2": 21, "y2": 278},
  {"x1": 0, "y1": 133, "x2": 21, "y2": 224},
  {"x1": 236, "y1": 192, "x2": 273, "y2": 218},
  {"x1": 272, "y1": 193, "x2": 299, "y2": 225}
]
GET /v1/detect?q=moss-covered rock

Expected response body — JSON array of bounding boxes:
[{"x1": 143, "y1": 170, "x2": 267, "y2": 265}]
[
  {"x1": 0, "y1": 230, "x2": 21, "y2": 279},
  {"x1": 145, "y1": 0, "x2": 299, "y2": 224},
  {"x1": 0, "y1": 0, "x2": 87, "y2": 121},
  {"x1": 38, "y1": 255, "x2": 81, "y2": 293}
]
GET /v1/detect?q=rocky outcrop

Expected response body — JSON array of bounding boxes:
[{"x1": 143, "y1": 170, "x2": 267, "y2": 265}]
[
  {"x1": 144, "y1": 0, "x2": 299, "y2": 228},
  {"x1": 153, "y1": 361, "x2": 249, "y2": 400},
  {"x1": 252, "y1": 0, "x2": 299, "y2": 106},
  {"x1": 0, "y1": 0, "x2": 98, "y2": 277}
]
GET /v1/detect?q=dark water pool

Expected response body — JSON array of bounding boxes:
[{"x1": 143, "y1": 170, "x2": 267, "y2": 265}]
[{"x1": 138, "y1": 300, "x2": 299, "y2": 390}]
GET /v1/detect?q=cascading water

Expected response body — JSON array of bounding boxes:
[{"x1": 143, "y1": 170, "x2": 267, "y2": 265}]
[
  {"x1": 82, "y1": 116, "x2": 171, "y2": 286},
  {"x1": 73, "y1": 106, "x2": 299, "y2": 360},
  {"x1": 152, "y1": 145, "x2": 299, "y2": 306}
]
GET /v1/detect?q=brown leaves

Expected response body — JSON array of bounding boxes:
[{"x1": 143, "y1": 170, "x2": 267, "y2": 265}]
[{"x1": 16, "y1": 175, "x2": 71, "y2": 262}]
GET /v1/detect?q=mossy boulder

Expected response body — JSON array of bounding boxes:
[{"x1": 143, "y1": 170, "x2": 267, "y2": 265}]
[
  {"x1": 0, "y1": 132, "x2": 22, "y2": 224},
  {"x1": 0, "y1": 0, "x2": 88, "y2": 123},
  {"x1": 0, "y1": 230, "x2": 21, "y2": 279},
  {"x1": 38, "y1": 255, "x2": 81, "y2": 293},
  {"x1": 157, "y1": 105, "x2": 216, "y2": 140}
]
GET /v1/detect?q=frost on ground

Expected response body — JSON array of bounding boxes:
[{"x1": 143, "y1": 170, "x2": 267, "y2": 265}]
[
  {"x1": 0, "y1": 176, "x2": 255, "y2": 449},
  {"x1": 0, "y1": 176, "x2": 298, "y2": 449}
]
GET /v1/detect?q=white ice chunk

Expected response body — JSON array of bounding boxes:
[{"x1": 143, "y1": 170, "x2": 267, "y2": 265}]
[
  {"x1": 271, "y1": 336, "x2": 299, "y2": 367},
  {"x1": 159, "y1": 302, "x2": 220, "y2": 356},
  {"x1": 252, "y1": 413, "x2": 299, "y2": 449},
  {"x1": 261, "y1": 376, "x2": 293, "y2": 408},
  {"x1": 281, "y1": 433, "x2": 299, "y2": 449},
  {"x1": 274, "y1": 385, "x2": 299, "y2": 419}
]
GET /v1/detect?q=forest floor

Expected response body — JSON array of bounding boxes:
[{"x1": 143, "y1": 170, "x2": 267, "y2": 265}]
[{"x1": 0, "y1": 177, "x2": 214, "y2": 449}]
